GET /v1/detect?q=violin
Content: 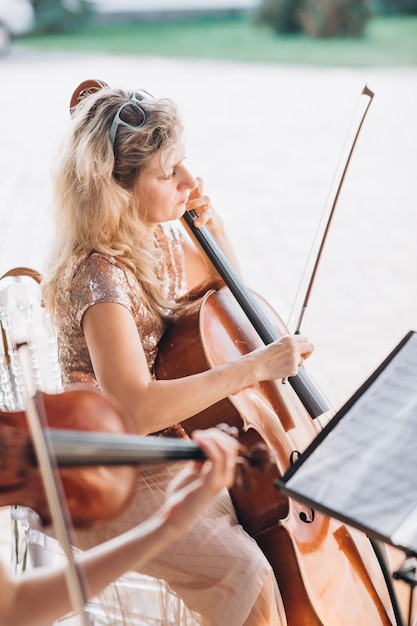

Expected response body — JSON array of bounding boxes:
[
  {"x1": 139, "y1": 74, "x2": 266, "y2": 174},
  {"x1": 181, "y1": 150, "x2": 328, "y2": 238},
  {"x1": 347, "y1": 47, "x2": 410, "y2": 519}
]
[{"x1": 0, "y1": 387, "x2": 271, "y2": 527}]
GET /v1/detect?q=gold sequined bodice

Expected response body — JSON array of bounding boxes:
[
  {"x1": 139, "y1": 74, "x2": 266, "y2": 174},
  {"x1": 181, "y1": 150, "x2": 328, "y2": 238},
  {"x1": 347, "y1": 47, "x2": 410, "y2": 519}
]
[{"x1": 55, "y1": 222, "x2": 187, "y2": 393}]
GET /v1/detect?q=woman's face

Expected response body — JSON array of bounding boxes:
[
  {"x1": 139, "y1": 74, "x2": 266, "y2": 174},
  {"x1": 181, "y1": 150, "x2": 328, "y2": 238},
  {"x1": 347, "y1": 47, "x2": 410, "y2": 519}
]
[{"x1": 135, "y1": 143, "x2": 197, "y2": 227}]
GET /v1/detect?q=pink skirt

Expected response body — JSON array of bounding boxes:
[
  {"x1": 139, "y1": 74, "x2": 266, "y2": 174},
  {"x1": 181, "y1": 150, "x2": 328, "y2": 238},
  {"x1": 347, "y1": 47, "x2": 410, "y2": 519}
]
[{"x1": 75, "y1": 461, "x2": 287, "y2": 626}]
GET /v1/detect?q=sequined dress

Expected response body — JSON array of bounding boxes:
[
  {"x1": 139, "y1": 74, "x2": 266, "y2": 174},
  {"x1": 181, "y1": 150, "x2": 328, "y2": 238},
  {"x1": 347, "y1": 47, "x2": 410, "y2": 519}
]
[{"x1": 55, "y1": 222, "x2": 286, "y2": 626}]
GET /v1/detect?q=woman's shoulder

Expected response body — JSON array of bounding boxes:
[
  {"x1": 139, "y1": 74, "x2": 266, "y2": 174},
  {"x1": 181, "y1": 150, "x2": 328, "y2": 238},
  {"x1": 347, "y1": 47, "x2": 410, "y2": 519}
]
[
  {"x1": 70, "y1": 252, "x2": 130, "y2": 282},
  {"x1": 56, "y1": 252, "x2": 140, "y2": 327},
  {"x1": 67, "y1": 252, "x2": 138, "y2": 309}
]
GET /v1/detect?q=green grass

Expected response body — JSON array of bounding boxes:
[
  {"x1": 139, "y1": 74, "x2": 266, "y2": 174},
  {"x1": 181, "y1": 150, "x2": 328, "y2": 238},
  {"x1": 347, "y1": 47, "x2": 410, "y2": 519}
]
[{"x1": 15, "y1": 14, "x2": 417, "y2": 67}]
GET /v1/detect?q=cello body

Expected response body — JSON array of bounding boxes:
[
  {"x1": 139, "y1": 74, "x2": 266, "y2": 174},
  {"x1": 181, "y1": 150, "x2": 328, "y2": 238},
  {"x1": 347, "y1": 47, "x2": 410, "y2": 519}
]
[{"x1": 155, "y1": 287, "x2": 395, "y2": 626}]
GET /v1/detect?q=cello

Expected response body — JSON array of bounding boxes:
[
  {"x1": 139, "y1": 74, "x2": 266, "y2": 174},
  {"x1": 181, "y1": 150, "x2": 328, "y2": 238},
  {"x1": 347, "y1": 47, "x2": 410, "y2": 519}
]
[
  {"x1": 155, "y1": 236, "x2": 397, "y2": 625},
  {"x1": 154, "y1": 93, "x2": 402, "y2": 624}
]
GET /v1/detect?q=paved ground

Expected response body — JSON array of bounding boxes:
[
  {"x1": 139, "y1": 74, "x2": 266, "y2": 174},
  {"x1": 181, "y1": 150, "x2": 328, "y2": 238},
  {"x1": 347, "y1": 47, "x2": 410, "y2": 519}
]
[{"x1": 0, "y1": 45, "x2": 416, "y2": 621}]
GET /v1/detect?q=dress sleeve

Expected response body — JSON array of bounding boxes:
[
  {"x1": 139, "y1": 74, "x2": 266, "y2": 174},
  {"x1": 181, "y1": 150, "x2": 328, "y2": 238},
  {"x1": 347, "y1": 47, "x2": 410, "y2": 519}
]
[{"x1": 71, "y1": 253, "x2": 137, "y2": 328}]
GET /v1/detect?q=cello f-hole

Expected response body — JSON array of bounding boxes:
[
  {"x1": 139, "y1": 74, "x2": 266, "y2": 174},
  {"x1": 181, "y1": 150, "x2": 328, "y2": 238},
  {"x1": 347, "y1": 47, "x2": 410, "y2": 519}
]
[
  {"x1": 290, "y1": 449, "x2": 316, "y2": 524},
  {"x1": 299, "y1": 509, "x2": 316, "y2": 524}
]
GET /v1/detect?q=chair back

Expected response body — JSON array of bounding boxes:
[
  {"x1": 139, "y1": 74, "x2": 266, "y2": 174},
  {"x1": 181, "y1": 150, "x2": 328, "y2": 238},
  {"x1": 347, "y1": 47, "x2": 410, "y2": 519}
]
[{"x1": 0, "y1": 267, "x2": 62, "y2": 411}]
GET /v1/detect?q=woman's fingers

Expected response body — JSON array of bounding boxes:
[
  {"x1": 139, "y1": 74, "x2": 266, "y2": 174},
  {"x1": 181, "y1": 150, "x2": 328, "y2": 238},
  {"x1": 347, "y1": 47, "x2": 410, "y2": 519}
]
[
  {"x1": 166, "y1": 427, "x2": 239, "y2": 501},
  {"x1": 191, "y1": 428, "x2": 240, "y2": 488},
  {"x1": 256, "y1": 334, "x2": 315, "y2": 380},
  {"x1": 279, "y1": 335, "x2": 314, "y2": 365},
  {"x1": 185, "y1": 178, "x2": 218, "y2": 229}
]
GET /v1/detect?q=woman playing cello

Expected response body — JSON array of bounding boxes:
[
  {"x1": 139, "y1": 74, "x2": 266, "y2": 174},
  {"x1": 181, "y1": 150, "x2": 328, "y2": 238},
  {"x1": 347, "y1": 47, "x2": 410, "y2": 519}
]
[{"x1": 42, "y1": 83, "x2": 314, "y2": 625}]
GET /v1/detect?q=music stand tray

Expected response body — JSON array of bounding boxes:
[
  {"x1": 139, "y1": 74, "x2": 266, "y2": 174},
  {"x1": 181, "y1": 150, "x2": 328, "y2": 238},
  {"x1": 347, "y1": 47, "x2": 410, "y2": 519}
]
[{"x1": 276, "y1": 330, "x2": 417, "y2": 557}]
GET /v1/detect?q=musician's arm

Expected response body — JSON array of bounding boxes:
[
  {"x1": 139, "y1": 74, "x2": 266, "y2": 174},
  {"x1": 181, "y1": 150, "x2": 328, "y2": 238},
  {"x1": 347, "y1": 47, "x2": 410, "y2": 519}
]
[{"x1": 0, "y1": 428, "x2": 238, "y2": 626}]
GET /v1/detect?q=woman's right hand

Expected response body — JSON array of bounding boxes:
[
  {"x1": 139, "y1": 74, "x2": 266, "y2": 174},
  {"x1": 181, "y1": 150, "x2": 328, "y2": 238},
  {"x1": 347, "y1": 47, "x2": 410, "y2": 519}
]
[{"x1": 249, "y1": 334, "x2": 314, "y2": 382}]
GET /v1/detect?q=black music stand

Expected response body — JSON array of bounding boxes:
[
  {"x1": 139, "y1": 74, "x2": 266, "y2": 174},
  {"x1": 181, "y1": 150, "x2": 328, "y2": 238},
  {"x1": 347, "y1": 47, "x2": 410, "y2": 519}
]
[{"x1": 276, "y1": 330, "x2": 417, "y2": 626}]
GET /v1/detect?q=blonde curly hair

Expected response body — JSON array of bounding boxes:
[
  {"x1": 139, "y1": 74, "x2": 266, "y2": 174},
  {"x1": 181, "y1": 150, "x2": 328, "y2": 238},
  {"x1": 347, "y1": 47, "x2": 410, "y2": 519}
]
[{"x1": 42, "y1": 86, "x2": 184, "y2": 320}]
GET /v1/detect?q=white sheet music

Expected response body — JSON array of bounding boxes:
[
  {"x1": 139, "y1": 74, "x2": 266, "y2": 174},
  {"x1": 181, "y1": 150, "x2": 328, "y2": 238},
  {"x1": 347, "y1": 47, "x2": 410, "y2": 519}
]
[{"x1": 284, "y1": 332, "x2": 417, "y2": 553}]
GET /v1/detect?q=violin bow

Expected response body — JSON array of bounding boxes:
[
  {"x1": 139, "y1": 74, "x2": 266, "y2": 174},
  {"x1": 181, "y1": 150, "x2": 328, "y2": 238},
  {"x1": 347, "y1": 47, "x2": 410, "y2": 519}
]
[
  {"x1": 289, "y1": 85, "x2": 374, "y2": 335},
  {"x1": 17, "y1": 343, "x2": 93, "y2": 626}
]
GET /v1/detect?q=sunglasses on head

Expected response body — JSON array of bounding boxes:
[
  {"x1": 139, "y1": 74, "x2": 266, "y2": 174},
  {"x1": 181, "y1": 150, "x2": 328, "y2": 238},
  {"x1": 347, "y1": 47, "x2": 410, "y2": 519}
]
[{"x1": 109, "y1": 89, "x2": 155, "y2": 149}]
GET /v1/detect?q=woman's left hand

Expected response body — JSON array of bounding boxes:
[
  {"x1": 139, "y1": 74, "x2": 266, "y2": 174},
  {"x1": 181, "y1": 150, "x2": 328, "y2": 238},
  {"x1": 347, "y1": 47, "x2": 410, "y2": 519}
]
[
  {"x1": 182, "y1": 176, "x2": 241, "y2": 293},
  {"x1": 186, "y1": 178, "x2": 224, "y2": 237}
]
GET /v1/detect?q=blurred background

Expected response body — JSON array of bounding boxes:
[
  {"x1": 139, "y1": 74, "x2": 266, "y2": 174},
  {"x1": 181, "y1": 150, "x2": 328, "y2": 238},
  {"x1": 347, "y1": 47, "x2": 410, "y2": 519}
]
[{"x1": 2, "y1": 0, "x2": 417, "y2": 55}]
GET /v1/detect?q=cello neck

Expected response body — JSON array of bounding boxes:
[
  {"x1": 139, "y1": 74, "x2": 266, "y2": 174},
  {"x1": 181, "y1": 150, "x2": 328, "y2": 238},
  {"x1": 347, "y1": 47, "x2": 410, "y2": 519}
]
[{"x1": 182, "y1": 210, "x2": 329, "y2": 419}]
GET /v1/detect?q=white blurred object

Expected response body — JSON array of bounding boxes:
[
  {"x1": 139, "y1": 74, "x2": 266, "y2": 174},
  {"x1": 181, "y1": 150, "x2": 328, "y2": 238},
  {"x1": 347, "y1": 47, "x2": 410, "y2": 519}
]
[
  {"x1": 0, "y1": 269, "x2": 62, "y2": 411},
  {"x1": 0, "y1": 0, "x2": 34, "y2": 53}
]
